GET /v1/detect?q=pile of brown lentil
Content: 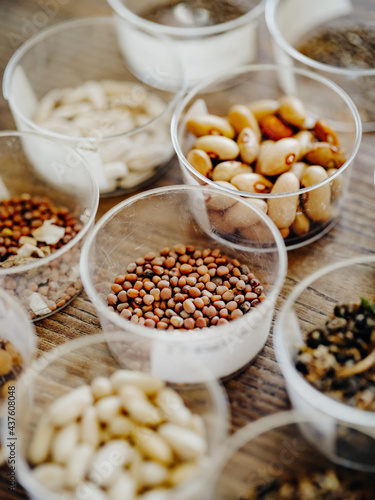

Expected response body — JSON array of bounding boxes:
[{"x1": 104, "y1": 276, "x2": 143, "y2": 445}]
[
  {"x1": 295, "y1": 298, "x2": 375, "y2": 411},
  {"x1": 0, "y1": 193, "x2": 82, "y2": 265},
  {"x1": 240, "y1": 469, "x2": 374, "y2": 499},
  {"x1": 0, "y1": 338, "x2": 23, "y2": 399},
  {"x1": 107, "y1": 244, "x2": 265, "y2": 330}
]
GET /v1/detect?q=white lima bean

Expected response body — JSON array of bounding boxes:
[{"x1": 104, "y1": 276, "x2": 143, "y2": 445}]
[
  {"x1": 29, "y1": 370, "x2": 207, "y2": 498},
  {"x1": 34, "y1": 80, "x2": 170, "y2": 193},
  {"x1": 302, "y1": 166, "x2": 331, "y2": 222}
]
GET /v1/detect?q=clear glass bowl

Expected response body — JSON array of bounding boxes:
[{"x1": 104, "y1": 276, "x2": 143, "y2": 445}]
[
  {"x1": 3, "y1": 17, "x2": 185, "y2": 197},
  {"x1": 0, "y1": 131, "x2": 98, "y2": 320},
  {"x1": 107, "y1": 0, "x2": 265, "y2": 88},
  {"x1": 7, "y1": 332, "x2": 229, "y2": 500},
  {"x1": 209, "y1": 411, "x2": 375, "y2": 499},
  {"x1": 171, "y1": 64, "x2": 362, "y2": 250},
  {"x1": 80, "y1": 185, "x2": 287, "y2": 382},
  {"x1": 266, "y1": 0, "x2": 375, "y2": 132},
  {"x1": 274, "y1": 255, "x2": 375, "y2": 471},
  {"x1": 0, "y1": 289, "x2": 36, "y2": 465}
]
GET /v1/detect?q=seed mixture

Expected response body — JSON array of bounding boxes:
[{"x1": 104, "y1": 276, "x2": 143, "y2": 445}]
[
  {"x1": 239, "y1": 469, "x2": 373, "y2": 499},
  {"x1": 0, "y1": 193, "x2": 82, "y2": 268},
  {"x1": 141, "y1": 0, "x2": 247, "y2": 28},
  {"x1": 34, "y1": 80, "x2": 170, "y2": 193},
  {"x1": 28, "y1": 370, "x2": 206, "y2": 498},
  {"x1": 185, "y1": 95, "x2": 347, "y2": 241},
  {"x1": 295, "y1": 298, "x2": 375, "y2": 411},
  {"x1": 0, "y1": 338, "x2": 23, "y2": 400},
  {"x1": 107, "y1": 244, "x2": 265, "y2": 330}
]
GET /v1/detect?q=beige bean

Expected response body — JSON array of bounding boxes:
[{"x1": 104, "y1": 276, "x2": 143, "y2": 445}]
[
  {"x1": 66, "y1": 443, "x2": 94, "y2": 488},
  {"x1": 32, "y1": 463, "x2": 66, "y2": 492},
  {"x1": 304, "y1": 142, "x2": 347, "y2": 168},
  {"x1": 291, "y1": 210, "x2": 310, "y2": 236},
  {"x1": 267, "y1": 172, "x2": 300, "y2": 229},
  {"x1": 158, "y1": 423, "x2": 207, "y2": 461},
  {"x1": 156, "y1": 387, "x2": 192, "y2": 427},
  {"x1": 89, "y1": 440, "x2": 133, "y2": 487},
  {"x1": 95, "y1": 395, "x2": 121, "y2": 423},
  {"x1": 214, "y1": 180, "x2": 238, "y2": 190},
  {"x1": 189, "y1": 415, "x2": 206, "y2": 438},
  {"x1": 48, "y1": 385, "x2": 93, "y2": 427},
  {"x1": 293, "y1": 130, "x2": 315, "y2": 159},
  {"x1": 80, "y1": 406, "x2": 100, "y2": 448},
  {"x1": 52, "y1": 422, "x2": 79, "y2": 465},
  {"x1": 75, "y1": 481, "x2": 108, "y2": 500},
  {"x1": 279, "y1": 227, "x2": 290, "y2": 239},
  {"x1": 138, "y1": 489, "x2": 171, "y2": 500},
  {"x1": 314, "y1": 119, "x2": 340, "y2": 146},
  {"x1": 134, "y1": 427, "x2": 173, "y2": 465},
  {"x1": 215, "y1": 197, "x2": 268, "y2": 233},
  {"x1": 194, "y1": 135, "x2": 240, "y2": 160},
  {"x1": 327, "y1": 167, "x2": 345, "y2": 201},
  {"x1": 247, "y1": 98, "x2": 279, "y2": 122},
  {"x1": 206, "y1": 184, "x2": 238, "y2": 211},
  {"x1": 28, "y1": 415, "x2": 55, "y2": 465},
  {"x1": 186, "y1": 114, "x2": 235, "y2": 138},
  {"x1": 289, "y1": 161, "x2": 308, "y2": 181},
  {"x1": 110, "y1": 369, "x2": 165, "y2": 395},
  {"x1": 186, "y1": 149, "x2": 213, "y2": 177},
  {"x1": 237, "y1": 127, "x2": 260, "y2": 164},
  {"x1": 278, "y1": 95, "x2": 306, "y2": 127},
  {"x1": 301, "y1": 166, "x2": 331, "y2": 222},
  {"x1": 256, "y1": 138, "x2": 300, "y2": 176},
  {"x1": 227, "y1": 104, "x2": 261, "y2": 141},
  {"x1": 108, "y1": 472, "x2": 137, "y2": 500},
  {"x1": 231, "y1": 173, "x2": 273, "y2": 193},
  {"x1": 138, "y1": 461, "x2": 169, "y2": 488},
  {"x1": 91, "y1": 376, "x2": 113, "y2": 400},
  {"x1": 212, "y1": 161, "x2": 252, "y2": 182}
]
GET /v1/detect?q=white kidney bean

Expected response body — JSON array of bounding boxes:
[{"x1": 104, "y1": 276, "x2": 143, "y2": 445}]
[
  {"x1": 158, "y1": 423, "x2": 207, "y2": 461},
  {"x1": 302, "y1": 166, "x2": 331, "y2": 222},
  {"x1": 194, "y1": 135, "x2": 240, "y2": 160},
  {"x1": 169, "y1": 462, "x2": 199, "y2": 486},
  {"x1": 278, "y1": 95, "x2": 306, "y2": 128},
  {"x1": 75, "y1": 481, "x2": 108, "y2": 500},
  {"x1": 108, "y1": 414, "x2": 134, "y2": 438},
  {"x1": 256, "y1": 138, "x2": 300, "y2": 176},
  {"x1": 134, "y1": 427, "x2": 173, "y2": 465},
  {"x1": 228, "y1": 104, "x2": 261, "y2": 141},
  {"x1": 186, "y1": 114, "x2": 235, "y2": 138},
  {"x1": 247, "y1": 99, "x2": 279, "y2": 122},
  {"x1": 138, "y1": 461, "x2": 169, "y2": 488},
  {"x1": 267, "y1": 172, "x2": 300, "y2": 229},
  {"x1": 212, "y1": 161, "x2": 252, "y2": 182},
  {"x1": 89, "y1": 440, "x2": 133, "y2": 488},
  {"x1": 48, "y1": 385, "x2": 93, "y2": 427}
]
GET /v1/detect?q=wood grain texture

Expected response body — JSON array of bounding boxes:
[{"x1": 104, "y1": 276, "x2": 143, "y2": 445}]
[{"x1": 0, "y1": 1, "x2": 374, "y2": 498}]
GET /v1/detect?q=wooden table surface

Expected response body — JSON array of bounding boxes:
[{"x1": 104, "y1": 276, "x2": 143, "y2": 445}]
[{"x1": 0, "y1": 1, "x2": 374, "y2": 498}]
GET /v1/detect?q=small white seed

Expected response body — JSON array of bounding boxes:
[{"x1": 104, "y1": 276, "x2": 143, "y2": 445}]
[
  {"x1": 108, "y1": 414, "x2": 134, "y2": 438},
  {"x1": 156, "y1": 388, "x2": 192, "y2": 427},
  {"x1": 89, "y1": 440, "x2": 133, "y2": 488},
  {"x1": 28, "y1": 415, "x2": 55, "y2": 465},
  {"x1": 48, "y1": 385, "x2": 93, "y2": 427},
  {"x1": 66, "y1": 443, "x2": 95, "y2": 488},
  {"x1": 108, "y1": 472, "x2": 137, "y2": 500},
  {"x1": 32, "y1": 463, "x2": 66, "y2": 492},
  {"x1": 110, "y1": 370, "x2": 165, "y2": 395},
  {"x1": 134, "y1": 427, "x2": 173, "y2": 465},
  {"x1": 169, "y1": 462, "x2": 199, "y2": 486},
  {"x1": 95, "y1": 396, "x2": 122, "y2": 423},
  {"x1": 80, "y1": 406, "x2": 100, "y2": 448},
  {"x1": 138, "y1": 461, "x2": 169, "y2": 488},
  {"x1": 51, "y1": 422, "x2": 79, "y2": 465},
  {"x1": 158, "y1": 423, "x2": 207, "y2": 461},
  {"x1": 91, "y1": 376, "x2": 114, "y2": 400}
]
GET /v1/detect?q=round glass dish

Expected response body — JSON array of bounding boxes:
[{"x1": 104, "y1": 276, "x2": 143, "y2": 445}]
[
  {"x1": 274, "y1": 255, "x2": 375, "y2": 471},
  {"x1": 107, "y1": 0, "x2": 265, "y2": 88},
  {"x1": 6, "y1": 332, "x2": 229, "y2": 500},
  {"x1": 2, "y1": 17, "x2": 185, "y2": 197},
  {"x1": 80, "y1": 185, "x2": 287, "y2": 382},
  {"x1": 209, "y1": 411, "x2": 375, "y2": 499},
  {"x1": 266, "y1": 0, "x2": 375, "y2": 132},
  {"x1": 171, "y1": 64, "x2": 362, "y2": 250},
  {"x1": 0, "y1": 131, "x2": 98, "y2": 321},
  {"x1": 0, "y1": 289, "x2": 36, "y2": 466}
]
